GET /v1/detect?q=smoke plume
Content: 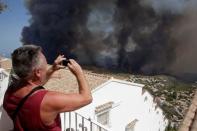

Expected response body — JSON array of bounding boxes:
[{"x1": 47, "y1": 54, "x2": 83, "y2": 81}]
[
  {"x1": 22, "y1": 0, "x2": 197, "y2": 79},
  {"x1": 169, "y1": 0, "x2": 197, "y2": 81}
]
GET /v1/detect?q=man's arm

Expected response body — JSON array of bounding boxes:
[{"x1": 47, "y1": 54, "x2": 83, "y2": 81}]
[{"x1": 43, "y1": 59, "x2": 92, "y2": 113}]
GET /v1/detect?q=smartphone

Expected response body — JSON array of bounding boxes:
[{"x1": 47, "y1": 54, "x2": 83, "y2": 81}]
[{"x1": 63, "y1": 59, "x2": 70, "y2": 66}]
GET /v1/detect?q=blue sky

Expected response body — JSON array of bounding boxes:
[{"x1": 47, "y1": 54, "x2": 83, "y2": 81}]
[{"x1": 0, "y1": 0, "x2": 29, "y2": 57}]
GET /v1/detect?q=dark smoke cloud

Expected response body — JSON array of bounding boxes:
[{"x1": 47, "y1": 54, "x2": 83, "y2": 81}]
[
  {"x1": 169, "y1": 0, "x2": 197, "y2": 81},
  {"x1": 22, "y1": 0, "x2": 197, "y2": 79},
  {"x1": 22, "y1": 0, "x2": 91, "y2": 61},
  {"x1": 140, "y1": 0, "x2": 187, "y2": 15}
]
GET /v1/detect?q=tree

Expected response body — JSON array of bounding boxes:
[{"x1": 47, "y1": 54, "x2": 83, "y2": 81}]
[{"x1": 0, "y1": 1, "x2": 7, "y2": 13}]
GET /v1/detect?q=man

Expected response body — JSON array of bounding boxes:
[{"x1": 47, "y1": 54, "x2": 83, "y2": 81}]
[{"x1": 3, "y1": 45, "x2": 92, "y2": 131}]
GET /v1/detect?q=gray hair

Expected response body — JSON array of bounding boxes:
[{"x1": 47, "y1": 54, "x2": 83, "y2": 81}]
[{"x1": 11, "y1": 45, "x2": 42, "y2": 80}]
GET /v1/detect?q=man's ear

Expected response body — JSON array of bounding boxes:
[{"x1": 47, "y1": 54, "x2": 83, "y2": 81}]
[{"x1": 33, "y1": 68, "x2": 41, "y2": 80}]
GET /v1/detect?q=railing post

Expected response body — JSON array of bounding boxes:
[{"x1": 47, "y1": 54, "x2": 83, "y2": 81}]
[
  {"x1": 82, "y1": 117, "x2": 84, "y2": 131},
  {"x1": 69, "y1": 112, "x2": 71, "y2": 129},
  {"x1": 64, "y1": 113, "x2": 66, "y2": 131},
  {"x1": 75, "y1": 113, "x2": 78, "y2": 131},
  {"x1": 90, "y1": 120, "x2": 93, "y2": 131},
  {"x1": 64, "y1": 112, "x2": 109, "y2": 131}
]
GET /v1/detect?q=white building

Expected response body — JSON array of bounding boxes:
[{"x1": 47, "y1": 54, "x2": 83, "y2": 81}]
[
  {"x1": 0, "y1": 68, "x2": 13, "y2": 131},
  {"x1": 72, "y1": 78, "x2": 168, "y2": 131}
]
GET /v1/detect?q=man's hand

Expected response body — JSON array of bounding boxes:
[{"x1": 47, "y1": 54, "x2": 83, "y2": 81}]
[
  {"x1": 67, "y1": 59, "x2": 83, "y2": 77},
  {"x1": 43, "y1": 55, "x2": 66, "y2": 85},
  {"x1": 52, "y1": 55, "x2": 66, "y2": 71}
]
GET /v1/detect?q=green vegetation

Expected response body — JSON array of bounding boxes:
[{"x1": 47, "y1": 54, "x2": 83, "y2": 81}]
[
  {"x1": 0, "y1": 1, "x2": 7, "y2": 13},
  {"x1": 127, "y1": 74, "x2": 196, "y2": 129},
  {"x1": 165, "y1": 123, "x2": 177, "y2": 131}
]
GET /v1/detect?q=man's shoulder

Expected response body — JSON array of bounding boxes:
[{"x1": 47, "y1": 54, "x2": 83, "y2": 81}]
[{"x1": 44, "y1": 90, "x2": 65, "y2": 100}]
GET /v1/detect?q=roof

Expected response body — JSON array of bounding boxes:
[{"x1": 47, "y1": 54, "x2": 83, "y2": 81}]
[
  {"x1": 44, "y1": 68, "x2": 110, "y2": 93},
  {"x1": 0, "y1": 58, "x2": 12, "y2": 72},
  {"x1": 92, "y1": 78, "x2": 144, "y2": 93},
  {"x1": 191, "y1": 111, "x2": 197, "y2": 131},
  {"x1": 0, "y1": 58, "x2": 111, "y2": 93},
  {"x1": 179, "y1": 90, "x2": 197, "y2": 131}
]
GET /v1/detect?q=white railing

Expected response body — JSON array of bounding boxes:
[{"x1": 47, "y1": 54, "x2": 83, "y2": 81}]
[
  {"x1": 61, "y1": 112, "x2": 110, "y2": 131},
  {"x1": 0, "y1": 71, "x2": 8, "y2": 81}
]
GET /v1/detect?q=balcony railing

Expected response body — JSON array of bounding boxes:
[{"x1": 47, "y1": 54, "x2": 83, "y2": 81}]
[
  {"x1": 0, "y1": 71, "x2": 8, "y2": 81},
  {"x1": 61, "y1": 112, "x2": 110, "y2": 131}
]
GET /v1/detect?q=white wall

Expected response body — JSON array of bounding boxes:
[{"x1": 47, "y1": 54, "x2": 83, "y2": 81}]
[
  {"x1": 0, "y1": 68, "x2": 13, "y2": 131},
  {"x1": 76, "y1": 79, "x2": 168, "y2": 131},
  {"x1": 0, "y1": 68, "x2": 9, "y2": 116}
]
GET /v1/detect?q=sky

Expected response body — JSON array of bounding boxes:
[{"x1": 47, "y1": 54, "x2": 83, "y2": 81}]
[{"x1": 0, "y1": 0, "x2": 29, "y2": 57}]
